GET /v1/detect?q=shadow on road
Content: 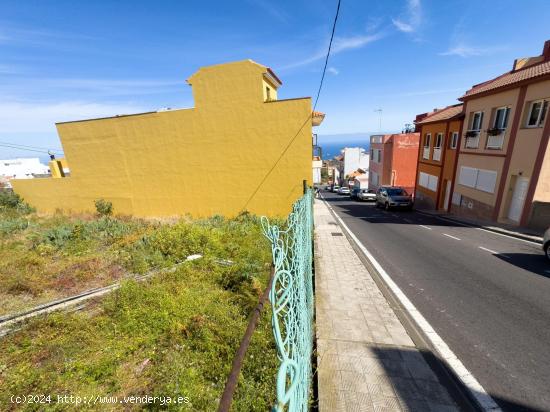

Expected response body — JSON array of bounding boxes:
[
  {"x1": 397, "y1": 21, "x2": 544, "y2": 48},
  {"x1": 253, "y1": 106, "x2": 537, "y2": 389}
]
[{"x1": 494, "y1": 253, "x2": 550, "y2": 278}]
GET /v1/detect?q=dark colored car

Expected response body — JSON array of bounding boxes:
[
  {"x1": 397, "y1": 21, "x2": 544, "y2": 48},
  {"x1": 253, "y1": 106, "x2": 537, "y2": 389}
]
[
  {"x1": 544, "y1": 228, "x2": 550, "y2": 261},
  {"x1": 350, "y1": 187, "x2": 361, "y2": 200},
  {"x1": 376, "y1": 186, "x2": 413, "y2": 210}
]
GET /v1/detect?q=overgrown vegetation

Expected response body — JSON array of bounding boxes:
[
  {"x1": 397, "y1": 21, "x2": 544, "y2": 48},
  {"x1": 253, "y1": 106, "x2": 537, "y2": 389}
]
[{"x1": 0, "y1": 192, "x2": 280, "y2": 410}]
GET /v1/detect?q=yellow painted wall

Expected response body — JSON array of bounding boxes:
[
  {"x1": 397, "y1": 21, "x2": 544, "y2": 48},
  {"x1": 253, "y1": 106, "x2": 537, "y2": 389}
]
[{"x1": 12, "y1": 60, "x2": 314, "y2": 218}]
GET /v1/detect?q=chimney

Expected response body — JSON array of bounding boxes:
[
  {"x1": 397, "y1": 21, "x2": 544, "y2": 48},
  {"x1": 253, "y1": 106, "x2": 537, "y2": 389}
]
[{"x1": 543, "y1": 40, "x2": 550, "y2": 61}]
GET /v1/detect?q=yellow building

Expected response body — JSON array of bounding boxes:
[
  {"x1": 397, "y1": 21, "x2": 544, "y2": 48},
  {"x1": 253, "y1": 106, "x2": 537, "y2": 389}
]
[{"x1": 13, "y1": 60, "x2": 323, "y2": 217}]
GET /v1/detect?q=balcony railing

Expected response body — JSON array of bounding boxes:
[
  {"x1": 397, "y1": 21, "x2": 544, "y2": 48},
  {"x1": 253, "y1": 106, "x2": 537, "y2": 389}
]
[
  {"x1": 433, "y1": 148, "x2": 442, "y2": 161},
  {"x1": 423, "y1": 146, "x2": 430, "y2": 159},
  {"x1": 465, "y1": 131, "x2": 480, "y2": 148},
  {"x1": 486, "y1": 130, "x2": 505, "y2": 149}
]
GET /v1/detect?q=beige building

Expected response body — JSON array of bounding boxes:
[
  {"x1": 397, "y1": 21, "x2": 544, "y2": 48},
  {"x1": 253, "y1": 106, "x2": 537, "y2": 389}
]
[{"x1": 452, "y1": 40, "x2": 550, "y2": 229}]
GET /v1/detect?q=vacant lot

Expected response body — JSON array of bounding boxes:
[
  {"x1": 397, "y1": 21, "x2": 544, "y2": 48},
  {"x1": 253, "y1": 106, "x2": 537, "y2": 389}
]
[{"x1": 0, "y1": 192, "x2": 279, "y2": 410}]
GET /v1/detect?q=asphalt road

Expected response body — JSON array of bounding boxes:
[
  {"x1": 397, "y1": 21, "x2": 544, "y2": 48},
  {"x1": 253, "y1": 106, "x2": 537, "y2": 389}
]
[{"x1": 322, "y1": 190, "x2": 550, "y2": 412}]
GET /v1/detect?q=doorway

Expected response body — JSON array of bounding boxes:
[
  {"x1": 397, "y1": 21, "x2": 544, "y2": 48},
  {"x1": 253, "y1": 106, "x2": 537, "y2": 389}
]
[{"x1": 507, "y1": 176, "x2": 529, "y2": 222}]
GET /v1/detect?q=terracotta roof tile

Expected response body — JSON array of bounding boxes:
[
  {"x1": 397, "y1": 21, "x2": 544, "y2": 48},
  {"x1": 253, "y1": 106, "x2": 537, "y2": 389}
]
[
  {"x1": 416, "y1": 104, "x2": 463, "y2": 124},
  {"x1": 462, "y1": 61, "x2": 550, "y2": 99}
]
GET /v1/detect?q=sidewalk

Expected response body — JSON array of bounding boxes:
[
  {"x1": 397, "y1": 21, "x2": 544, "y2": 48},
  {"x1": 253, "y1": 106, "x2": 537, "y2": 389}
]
[
  {"x1": 416, "y1": 209, "x2": 544, "y2": 244},
  {"x1": 314, "y1": 199, "x2": 459, "y2": 411}
]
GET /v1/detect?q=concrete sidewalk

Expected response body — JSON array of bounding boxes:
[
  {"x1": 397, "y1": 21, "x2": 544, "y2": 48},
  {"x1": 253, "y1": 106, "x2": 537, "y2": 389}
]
[{"x1": 314, "y1": 199, "x2": 459, "y2": 411}]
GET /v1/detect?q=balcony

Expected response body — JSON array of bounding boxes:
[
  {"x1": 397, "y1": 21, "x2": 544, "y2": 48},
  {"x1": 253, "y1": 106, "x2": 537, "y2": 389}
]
[
  {"x1": 486, "y1": 129, "x2": 505, "y2": 149},
  {"x1": 433, "y1": 148, "x2": 442, "y2": 161},
  {"x1": 423, "y1": 146, "x2": 430, "y2": 159},
  {"x1": 464, "y1": 131, "x2": 480, "y2": 148}
]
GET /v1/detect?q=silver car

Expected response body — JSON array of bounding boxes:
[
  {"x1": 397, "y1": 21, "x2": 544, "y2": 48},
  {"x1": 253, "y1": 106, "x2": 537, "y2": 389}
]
[
  {"x1": 544, "y1": 228, "x2": 550, "y2": 261},
  {"x1": 376, "y1": 186, "x2": 413, "y2": 210}
]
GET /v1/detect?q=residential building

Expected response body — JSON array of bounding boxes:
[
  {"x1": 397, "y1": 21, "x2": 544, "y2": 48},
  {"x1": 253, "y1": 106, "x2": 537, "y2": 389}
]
[
  {"x1": 368, "y1": 133, "x2": 420, "y2": 194},
  {"x1": 452, "y1": 40, "x2": 550, "y2": 229},
  {"x1": 312, "y1": 155, "x2": 322, "y2": 184},
  {"x1": 12, "y1": 60, "x2": 324, "y2": 217},
  {"x1": 414, "y1": 104, "x2": 464, "y2": 211},
  {"x1": 0, "y1": 158, "x2": 50, "y2": 188},
  {"x1": 341, "y1": 147, "x2": 369, "y2": 178}
]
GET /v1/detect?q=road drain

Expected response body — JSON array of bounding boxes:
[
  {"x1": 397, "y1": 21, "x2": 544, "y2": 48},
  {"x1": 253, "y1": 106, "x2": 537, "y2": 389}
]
[{"x1": 331, "y1": 232, "x2": 343, "y2": 236}]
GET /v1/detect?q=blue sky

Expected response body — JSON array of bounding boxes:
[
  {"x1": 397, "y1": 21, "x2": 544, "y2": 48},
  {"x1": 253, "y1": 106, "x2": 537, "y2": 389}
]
[{"x1": 1, "y1": 0, "x2": 550, "y2": 159}]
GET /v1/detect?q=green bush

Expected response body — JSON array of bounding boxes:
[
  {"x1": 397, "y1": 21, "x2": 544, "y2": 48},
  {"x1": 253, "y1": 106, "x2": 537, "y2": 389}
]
[
  {"x1": 94, "y1": 198, "x2": 113, "y2": 216},
  {"x1": 0, "y1": 191, "x2": 34, "y2": 214}
]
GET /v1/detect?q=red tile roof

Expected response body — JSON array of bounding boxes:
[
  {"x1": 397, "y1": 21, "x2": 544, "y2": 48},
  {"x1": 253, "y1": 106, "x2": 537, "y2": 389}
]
[
  {"x1": 416, "y1": 104, "x2": 463, "y2": 124},
  {"x1": 461, "y1": 60, "x2": 550, "y2": 99}
]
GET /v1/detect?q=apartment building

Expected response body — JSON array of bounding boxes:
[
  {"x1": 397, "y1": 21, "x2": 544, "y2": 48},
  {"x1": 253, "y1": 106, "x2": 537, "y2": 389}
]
[
  {"x1": 414, "y1": 104, "x2": 464, "y2": 211},
  {"x1": 368, "y1": 133, "x2": 420, "y2": 194},
  {"x1": 452, "y1": 40, "x2": 550, "y2": 229}
]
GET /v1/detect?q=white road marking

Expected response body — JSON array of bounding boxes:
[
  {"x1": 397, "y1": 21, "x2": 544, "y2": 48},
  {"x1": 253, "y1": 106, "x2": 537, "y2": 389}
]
[
  {"x1": 443, "y1": 233, "x2": 461, "y2": 241},
  {"x1": 321, "y1": 198, "x2": 501, "y2": 411},
  {"x1": 478, "y1": 246, "x2": 498, "y2": 254},
  {"x1": 419, "y1": 225, "x2": 432, "y2": 230}
]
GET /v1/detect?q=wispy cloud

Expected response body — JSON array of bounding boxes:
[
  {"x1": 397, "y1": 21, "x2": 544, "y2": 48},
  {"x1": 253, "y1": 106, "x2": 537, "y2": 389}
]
[
  {"x1": 439, "y1": 44, "x2": 505, "y2": 58},
  {"x1": 280, "y1": 32, "x2": 385, "y2": 70},
  {"x1": 373, "y1": 87, "x2": 468, "y2": 99},
  {"x1": 392, "y1": 0, "x2": 422, "y2": 33},
  {"x1": 0, "y1": 101, "x2": 150, "y2": 133},
  {"x1": 247, "y1": 0, "x2": 288, "y2": 23},
  {"x1": 0, "y1": 77, "x2": 185, "y2": 98},
  {"x1": 327, "y1": 67, "x2": 339, "y2": 75}
]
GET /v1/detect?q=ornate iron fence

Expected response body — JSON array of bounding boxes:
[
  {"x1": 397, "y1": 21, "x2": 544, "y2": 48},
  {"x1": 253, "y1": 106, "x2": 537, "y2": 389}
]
[{"x1": 261, "y1": 188, "x2": 314, "y2": 412}]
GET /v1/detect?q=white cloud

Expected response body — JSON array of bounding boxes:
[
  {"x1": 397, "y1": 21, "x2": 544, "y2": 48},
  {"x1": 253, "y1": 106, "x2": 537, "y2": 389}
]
[
  {"x1": 439, "y1": 44, "x2": 504, "y2": 58},
  {"x1": 392, "y1": 0, "x2": 422, "y2": 33},
  {"x1": 0, "y1": 101, "x2": 150, "y2": 133},
  {"x1": 280, "y1": 32, "x2": 384, "y2": 70},
  {"x1": 327, "y1": 67, "x2": 339, "y2": 75},
  {"x1": 247, "y1": 0, "x2": 288, "y2": 23}
]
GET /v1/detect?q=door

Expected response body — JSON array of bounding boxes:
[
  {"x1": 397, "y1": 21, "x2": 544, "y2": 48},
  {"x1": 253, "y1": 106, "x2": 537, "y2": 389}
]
[
  {"x1": 443, "y1": 180, "x2": 451, "y2": 211},
  {"x1": 508, "y1": 177, "x2": 529, "y2": 222}
]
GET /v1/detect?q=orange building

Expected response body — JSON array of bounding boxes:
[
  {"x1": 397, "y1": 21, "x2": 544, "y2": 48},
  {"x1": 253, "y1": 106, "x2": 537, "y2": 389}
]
[
  {"x1": 414, "y1": 104, "x2": 465, "y2": 211},
  {"x1": 368, "y1": 133, "x2": 420, "y2": 194}
]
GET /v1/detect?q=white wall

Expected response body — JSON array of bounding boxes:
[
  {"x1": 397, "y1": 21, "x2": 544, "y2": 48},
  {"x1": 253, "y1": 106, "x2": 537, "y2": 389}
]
[
  {"x1": 343, "y1": 147, "x2": 369, "y2": 177},
  {"x1": 0, "y1": 158, "x2": 49, "y2": 179}
]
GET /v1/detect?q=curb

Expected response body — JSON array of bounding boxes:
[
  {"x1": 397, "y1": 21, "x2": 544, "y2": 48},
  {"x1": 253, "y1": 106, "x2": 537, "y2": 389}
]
[
  {"x1": 415, "y1": 210, "x2": 543, "y2": 245},
  {"x1": 319, "y1": 196, "x2": 502, "y2": 412}
]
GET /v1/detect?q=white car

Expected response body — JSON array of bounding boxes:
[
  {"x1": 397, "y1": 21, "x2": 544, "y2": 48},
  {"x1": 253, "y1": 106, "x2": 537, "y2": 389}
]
[
  {"x1": 337, "y1": 187, "x2": 350, "y2": 195},
  {"x1": 358, "y1": 189, "x2": 377, "y2": 201},
  {"x1": 331, "y1": 185, "x2": 340, "y2": 193}
]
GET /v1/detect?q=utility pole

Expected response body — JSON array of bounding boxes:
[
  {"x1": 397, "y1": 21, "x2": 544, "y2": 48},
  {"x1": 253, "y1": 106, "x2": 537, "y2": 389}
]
[{"x1": 374, "y1": 108, "x2": 382, "y2": 132}]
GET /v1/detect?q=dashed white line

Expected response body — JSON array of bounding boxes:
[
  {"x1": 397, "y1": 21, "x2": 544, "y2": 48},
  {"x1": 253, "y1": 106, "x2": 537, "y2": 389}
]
[
  {"x1": 443, "y1": 233, "x2": 461, "y2": 241},
  {"x1": 419, "y1": 225, "x2": 432, "y2": 230},
  {"x1": 478, "y1": 246, "x2": 498, "y2": 254}
]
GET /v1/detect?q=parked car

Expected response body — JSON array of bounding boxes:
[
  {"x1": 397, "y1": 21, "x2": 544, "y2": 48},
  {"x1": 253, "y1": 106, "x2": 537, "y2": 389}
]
[
  {"x1": 358, "y1": 189, "x2": 377, "y2": 202},
  {"x1": 350, "y1": 187, "x2": 361, "y2": 200},
  {"x1": 331, "y1": 185, "x2": 340, "y2": 193},
  {"x1": 544, "y1": 228, "x2": 550, "y2": 261},
  {"x1": 325, "y1": 185, "x2": 331, "y2": 190},
  {"x1": 337, "y1": 187, "x2": 350, "y2": 195},
  {"x1": 376, "y1": 186, "x2": 413, "y2": 210}
]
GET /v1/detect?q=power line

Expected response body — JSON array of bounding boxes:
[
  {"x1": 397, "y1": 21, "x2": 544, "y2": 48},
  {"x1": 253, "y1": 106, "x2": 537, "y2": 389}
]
[
  {"x1": 0, "y1": 141, "x2": 64, "y2": 153},
  {"x1": 0, "y1": 143, "x2": 63, "y2": 155},
  {"x1": 240, "y1": 0, "x2": 341, "y2": 212}
]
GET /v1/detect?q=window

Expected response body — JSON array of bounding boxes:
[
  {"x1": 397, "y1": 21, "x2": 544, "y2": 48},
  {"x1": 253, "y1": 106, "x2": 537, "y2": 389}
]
[
  {"x1": 450, "y1": 132, "x2": 459, "y2": 149},
  {"x1": 266, "y1": 87, "x2": 271, "y2": 100},
  {"x1": 526, "y1": 99, "x2": 549, "y2": 127},
  {"x1": 470, "y1": 111, "x2": 484, "y2": 131},
  {"x1": 371, "y1": 171, "x2": 379, "y2": 186},
  {"x1": 458, "y1": 166, "x2": 497, "y2": 193},
  {"x1": 418, "y1": 172, "x2": 438, "y2": 191},
  {"x1": 423, "y1": 133, "x2": 431, "y2": 159},
  {"x1": 371, "y1": 149, "x2": 381, "y2": 163},
  {"x1": 493, "y1": 106, "x2": 510, "y2": 130},
  {"x1": 434, "y1": 133, "x2": 443, "y2": 148},
  {"x1": 370, "y1": 149, "x2": 374, "y2": 160}
]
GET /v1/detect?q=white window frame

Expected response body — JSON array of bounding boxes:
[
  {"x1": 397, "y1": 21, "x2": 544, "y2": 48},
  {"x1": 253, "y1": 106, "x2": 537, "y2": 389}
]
[
  {"x1": 434, "y1": 133, "x2": 443, "y2": 148},
  {"x1": 423, "y1": 133, "x2": 431, "y2": 159},
  {"x1": 526, "y1": 99, "x2": 549, "y2": 128},
  {"x1": 450, "y1": 132, "x2": 458, "y2": 149},
  {"x1": 470, "y1": 111, "x2": 484, "y2": 131},
  {"x1": 492, "y1": 106, "x2": 510, "y2": 130}
]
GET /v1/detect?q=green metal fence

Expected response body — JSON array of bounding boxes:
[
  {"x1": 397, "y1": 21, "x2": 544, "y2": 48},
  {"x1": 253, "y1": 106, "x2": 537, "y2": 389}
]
[{"x1": 261, "y1": 188, "x2": 314, "y2": 412}]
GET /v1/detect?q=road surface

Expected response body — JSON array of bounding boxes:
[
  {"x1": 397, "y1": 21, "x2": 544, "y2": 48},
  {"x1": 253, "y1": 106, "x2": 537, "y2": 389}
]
[{"x1": 322, "y1": 190, "x2": 550, "y2": 412}]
